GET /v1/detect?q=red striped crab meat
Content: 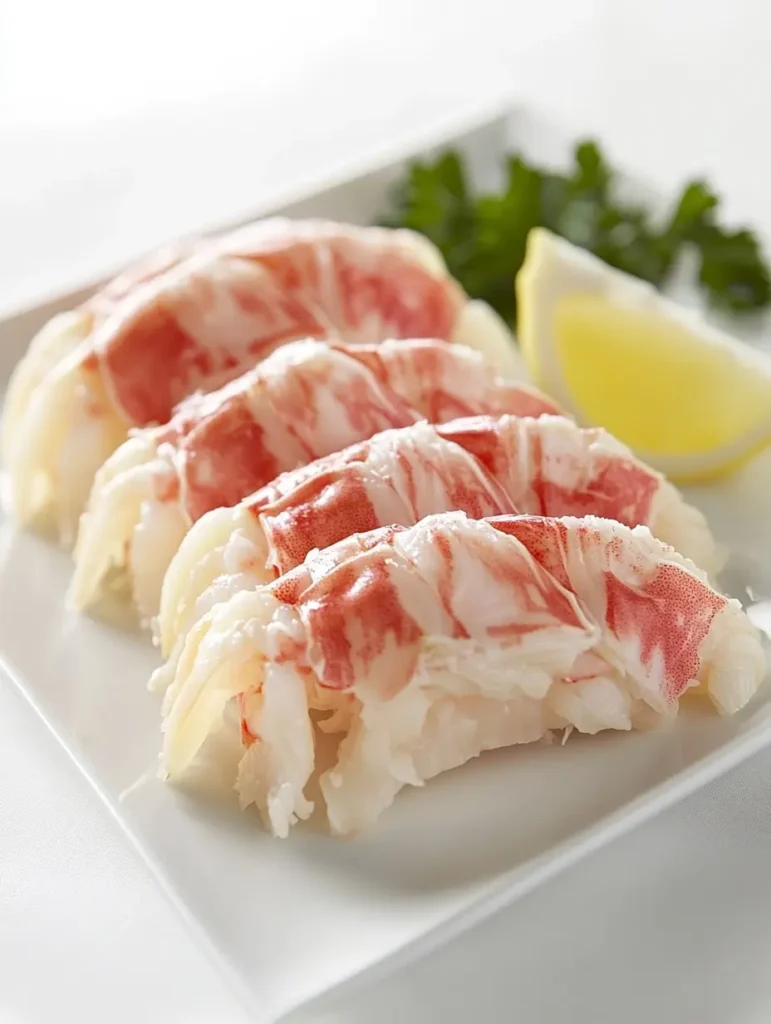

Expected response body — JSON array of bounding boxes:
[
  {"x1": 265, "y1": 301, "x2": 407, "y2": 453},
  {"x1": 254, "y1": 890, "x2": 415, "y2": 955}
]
[
  {"x1": 2, "y1": 219, "x2": 522, "y2": 542},
  {"x1": 151, "y1": 411, "x2": 718, "y2": 693},
  {"x1": 159, "y1": 512, "x2": 765, "y2": 837},
  {"x1": 69, "y1": 339, "x2": 557, "y2": 622}
]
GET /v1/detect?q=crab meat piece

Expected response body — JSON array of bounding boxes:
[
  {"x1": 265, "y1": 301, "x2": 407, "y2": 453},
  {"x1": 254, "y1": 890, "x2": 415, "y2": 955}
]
[
  {"x1": 152, "y1": 411, "x2": 717, "y2": 691},
  {"x1": 70, "y1": 340, "x2": 558, "y2": 622},
  {"x1": 160, "y1": 512, "x2": 764, "y2": 837},
  {"x1": 3, "y1": 219, "x2": 522, "y2": 539}
]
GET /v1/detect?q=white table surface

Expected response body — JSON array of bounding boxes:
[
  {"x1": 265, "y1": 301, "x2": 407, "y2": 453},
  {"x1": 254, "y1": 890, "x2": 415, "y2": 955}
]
[{"x1": 3, "y1": 2, "x2": 771, "y2": 1021}]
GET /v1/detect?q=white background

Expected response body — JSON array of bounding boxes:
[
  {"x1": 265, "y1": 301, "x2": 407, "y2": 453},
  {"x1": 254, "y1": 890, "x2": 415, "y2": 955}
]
[{"x1": 3, "y1": 2, "x2": 771, "y2": 1021}]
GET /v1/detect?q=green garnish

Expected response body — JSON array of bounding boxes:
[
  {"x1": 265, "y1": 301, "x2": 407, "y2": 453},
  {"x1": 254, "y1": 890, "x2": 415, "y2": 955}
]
[{"x1": 380, "y1": 140, "x2": 771, "y2": 323}]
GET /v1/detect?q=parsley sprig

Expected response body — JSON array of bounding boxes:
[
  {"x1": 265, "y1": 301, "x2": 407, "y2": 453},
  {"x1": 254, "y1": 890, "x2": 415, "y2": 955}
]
[{"x1": 381, "y1": 141, "x2": 770, "y2": 324}]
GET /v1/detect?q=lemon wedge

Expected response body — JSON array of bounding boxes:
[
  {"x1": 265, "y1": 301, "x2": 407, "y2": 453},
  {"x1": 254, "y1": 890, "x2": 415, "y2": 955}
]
[{"x1": 516, "y1": 227, "x2": 771, "y2": 482}]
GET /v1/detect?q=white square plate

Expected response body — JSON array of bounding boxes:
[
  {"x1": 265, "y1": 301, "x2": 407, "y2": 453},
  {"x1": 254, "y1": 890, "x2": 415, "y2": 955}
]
[{"x1": 2, "y1": 103, "x2": 771, "y2": 1024}]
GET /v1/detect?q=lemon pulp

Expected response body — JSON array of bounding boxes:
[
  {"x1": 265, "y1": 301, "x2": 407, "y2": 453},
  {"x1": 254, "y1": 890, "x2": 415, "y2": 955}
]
[{"x1": 554, "y1": 293, "x2": 771, "y2": 460}]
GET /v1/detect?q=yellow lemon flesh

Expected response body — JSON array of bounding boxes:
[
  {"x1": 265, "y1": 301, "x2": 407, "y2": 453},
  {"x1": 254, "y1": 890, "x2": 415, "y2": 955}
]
[{"x1": 517, "y1": 228, "x2": 771, "y2": 482}]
